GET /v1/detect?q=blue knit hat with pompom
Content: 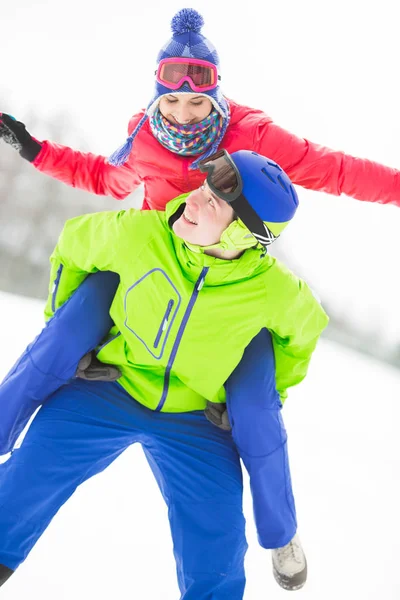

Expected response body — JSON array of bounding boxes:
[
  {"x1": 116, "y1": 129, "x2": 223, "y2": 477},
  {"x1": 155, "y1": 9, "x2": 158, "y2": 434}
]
[{"x1": 108, "y1": 8, "x2": 230, "y2": 168}]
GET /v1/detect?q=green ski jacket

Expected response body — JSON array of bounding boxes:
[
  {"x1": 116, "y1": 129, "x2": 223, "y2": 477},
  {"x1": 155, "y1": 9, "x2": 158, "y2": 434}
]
[{"x1": 45, "y1": 195, "x2": 329, "y2": 412}]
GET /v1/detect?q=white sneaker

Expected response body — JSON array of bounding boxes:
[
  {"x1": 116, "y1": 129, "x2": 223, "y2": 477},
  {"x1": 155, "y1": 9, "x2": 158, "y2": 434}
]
[{"x1": 271, "y1": 533, "x2": 307, "y2": 591}]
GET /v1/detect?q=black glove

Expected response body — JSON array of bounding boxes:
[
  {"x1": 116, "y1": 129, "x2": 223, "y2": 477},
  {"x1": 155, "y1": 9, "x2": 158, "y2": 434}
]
[
  {"x1": 204, "y1": 401, "x2": 231, "y2": 431},
  {"x1": 0, "y1": 113, "x2": 42, "y2": 162},
  {"x1": 75, "y1": 351, "x2": 122, "y2": 382}
]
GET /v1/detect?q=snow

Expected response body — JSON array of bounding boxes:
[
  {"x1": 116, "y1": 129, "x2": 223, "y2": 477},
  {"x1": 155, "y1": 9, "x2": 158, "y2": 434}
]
[{"x1": 1, "y1": 290, "x2": 400, "y2": 599}]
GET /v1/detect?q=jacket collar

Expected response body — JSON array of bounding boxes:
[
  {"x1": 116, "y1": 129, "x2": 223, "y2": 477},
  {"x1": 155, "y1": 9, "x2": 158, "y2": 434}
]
[{"x1": 164, "y1": 194, "x2": 269, "y2": 284}]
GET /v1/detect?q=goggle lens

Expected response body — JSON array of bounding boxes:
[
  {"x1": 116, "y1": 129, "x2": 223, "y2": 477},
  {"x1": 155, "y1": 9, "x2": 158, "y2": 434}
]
[
  {"x1": 206, "y1": 154, "x2": 239, "y2": 194},
  {"x1": 201, "y1": 150, "x2": 240, "y2": 199},
  {"x1": 156, "y1": 59, "x2": 218, "y2": 92}
]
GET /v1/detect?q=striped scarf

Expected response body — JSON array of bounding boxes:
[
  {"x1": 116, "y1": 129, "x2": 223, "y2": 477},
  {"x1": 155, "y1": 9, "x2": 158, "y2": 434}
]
[{"x1": 149, "y1": 108, "x2": 223, "y2": 165}]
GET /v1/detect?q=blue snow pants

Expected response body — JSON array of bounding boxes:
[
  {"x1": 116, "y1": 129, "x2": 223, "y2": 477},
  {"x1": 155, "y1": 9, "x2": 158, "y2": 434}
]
[
  {"x1": 0, "y1": 379, "x2": 248, "y2": 599},
  {"x1": 0, "y1": 270, "x2": 297, "y2": 549}
]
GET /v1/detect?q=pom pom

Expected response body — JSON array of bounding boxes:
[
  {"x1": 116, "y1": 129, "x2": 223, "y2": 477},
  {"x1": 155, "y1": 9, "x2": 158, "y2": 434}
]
[{"x1": 171, "y1": 8, "x2": 204, "y2": 35}]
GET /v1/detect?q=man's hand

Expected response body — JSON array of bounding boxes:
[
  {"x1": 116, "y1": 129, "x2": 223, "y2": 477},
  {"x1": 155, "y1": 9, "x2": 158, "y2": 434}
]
[
  {"x1": 204, "y1": 401, "x2": 231, "y2": 431},
  {"x1": 0, "y1": 113, "x2": 42, "y2": 162},
  {"x1": 76, "y1": 351, "x2": 122, "y2": 382}
]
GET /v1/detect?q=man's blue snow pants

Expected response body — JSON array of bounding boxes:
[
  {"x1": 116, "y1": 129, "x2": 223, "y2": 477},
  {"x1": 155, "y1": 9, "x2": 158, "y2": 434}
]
[
  {"x1": 0, "y1": 270, "x2": 297, "y2": 550},
  {"x1": 0, "y1": 379, "x2": 248, "y2": 599}
]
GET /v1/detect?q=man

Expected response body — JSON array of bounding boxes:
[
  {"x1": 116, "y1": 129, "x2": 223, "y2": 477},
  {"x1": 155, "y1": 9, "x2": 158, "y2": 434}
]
[{"x1": 0, "y1": 150, "x2": 328, "y2": 597}]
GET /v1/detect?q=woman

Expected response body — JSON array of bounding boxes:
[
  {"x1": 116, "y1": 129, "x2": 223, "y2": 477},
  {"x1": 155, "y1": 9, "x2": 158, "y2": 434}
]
[
  {"x1": 0, "y1": 6, "x2": 396, "y2": 589},
  {"x1": 0, "y1": 150, "x2": 328, "y2": 599}
]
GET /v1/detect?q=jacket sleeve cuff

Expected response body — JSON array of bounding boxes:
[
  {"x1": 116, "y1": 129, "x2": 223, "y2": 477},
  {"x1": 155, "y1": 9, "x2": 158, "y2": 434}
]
[{"x1": 32, "y1": 140, "x2": 49, "y2": 168}]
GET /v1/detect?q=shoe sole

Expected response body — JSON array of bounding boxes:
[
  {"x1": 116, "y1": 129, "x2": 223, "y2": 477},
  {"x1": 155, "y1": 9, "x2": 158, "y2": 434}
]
[{"x1": 272, "y1": 563, "x2": 307, "y2": 591}]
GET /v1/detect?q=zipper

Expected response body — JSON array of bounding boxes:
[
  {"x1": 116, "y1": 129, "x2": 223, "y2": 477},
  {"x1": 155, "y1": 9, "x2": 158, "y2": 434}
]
[
  {"x1": 51, "y1": 264, "x2": 64, "y2": 313},
  {"x1": 156, "y1": 267, "x2": 208, "y2": 411},
  {"x1": 95, "y1": 331, "x2": 121, "y2": 356},
  {"x1": 182, "y1": 160, "x2": 190, "y2": 191},
  {"x1": 154, "y1": 299, "x2": 174, "y2": 349}
]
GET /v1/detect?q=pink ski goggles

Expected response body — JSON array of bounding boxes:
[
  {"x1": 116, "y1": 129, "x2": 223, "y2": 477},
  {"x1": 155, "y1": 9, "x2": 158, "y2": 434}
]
[{"x1": 156, "y1": 58, "x2": 219, "y2": 93}]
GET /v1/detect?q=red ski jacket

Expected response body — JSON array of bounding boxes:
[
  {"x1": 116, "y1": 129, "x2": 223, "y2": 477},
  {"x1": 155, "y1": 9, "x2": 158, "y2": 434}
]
[{"x1": 33, "y1": 99, "x2": 400, "y2": 210}]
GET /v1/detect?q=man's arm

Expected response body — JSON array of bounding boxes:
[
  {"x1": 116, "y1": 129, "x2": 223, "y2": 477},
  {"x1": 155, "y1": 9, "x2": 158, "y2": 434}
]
[
  {"x1": 267, "y1": 269, "x2": 329, "y2": 402},
  {"x1": 44, "y1": 209, "x2": 133, "y2": 321}
]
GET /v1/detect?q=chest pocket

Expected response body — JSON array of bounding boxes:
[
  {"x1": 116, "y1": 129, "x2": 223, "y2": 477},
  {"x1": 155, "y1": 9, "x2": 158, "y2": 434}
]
[{"x1": 124, "y1": 269, "x2": 181, "y2": 360}]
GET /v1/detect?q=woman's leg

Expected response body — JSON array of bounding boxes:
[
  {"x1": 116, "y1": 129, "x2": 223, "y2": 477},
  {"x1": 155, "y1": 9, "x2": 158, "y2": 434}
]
[
  {"x1": 224, "y1": 328, "x2": 297, "y2": 549},
  {"x1": 142, "y1": 411, "x2": 248, "y2": 600},
  {"x1": 0, "y1": 379, "x2": 135, "y2": 578},
  {"x1": 0, "y1": 565, "x2": 13, "y2": 586},
  {"x1": 0, "y1": 271, "x2": 119, "y2": 455}
]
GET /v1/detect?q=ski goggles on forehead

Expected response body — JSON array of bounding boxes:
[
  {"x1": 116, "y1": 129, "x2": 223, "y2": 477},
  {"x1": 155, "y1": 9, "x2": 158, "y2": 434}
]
[
  {"x1": 156, "y1": 58, "x2": 220, "y2": 93},
  {"x1": 199, "y1": 149, "x2": 279, "y2": 249}
]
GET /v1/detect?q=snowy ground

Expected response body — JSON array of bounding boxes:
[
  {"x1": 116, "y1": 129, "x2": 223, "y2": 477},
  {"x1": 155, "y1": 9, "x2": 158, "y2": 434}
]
[{"x1": 1, "y1": 290, "x2": 400, "y2": 599}]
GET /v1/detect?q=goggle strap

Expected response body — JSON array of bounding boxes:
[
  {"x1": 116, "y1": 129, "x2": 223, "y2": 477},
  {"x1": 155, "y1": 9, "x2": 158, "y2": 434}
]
[{"x1": 230, "y1": 194, "x2": 277, "y2": 248}]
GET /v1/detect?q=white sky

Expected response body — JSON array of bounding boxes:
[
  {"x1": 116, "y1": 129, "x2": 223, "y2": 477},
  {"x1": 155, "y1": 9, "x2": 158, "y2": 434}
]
[
  {"x1": 2, "y1": 0, "x2": 400, "y2": 349},
  {"x1": 1, "y1": 290, "x2": 400, "y2": 599}
]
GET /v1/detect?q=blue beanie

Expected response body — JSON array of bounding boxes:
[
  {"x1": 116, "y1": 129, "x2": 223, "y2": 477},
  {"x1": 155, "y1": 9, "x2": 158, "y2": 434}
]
[{"x1": 108, "y1": 8, "x2": 230, "y2": 168}]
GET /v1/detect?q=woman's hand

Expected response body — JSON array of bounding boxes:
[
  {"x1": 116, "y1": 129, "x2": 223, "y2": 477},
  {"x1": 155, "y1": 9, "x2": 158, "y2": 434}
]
[
  {"x1": 75, "y1": 351, "x2": 121, "y2": 382},
  {"x1": 204, "y1": 401, "x2": 231, "y2": 431},
  {"x1": 0, "y1": 113, "x2": 42, "y2": 162}
]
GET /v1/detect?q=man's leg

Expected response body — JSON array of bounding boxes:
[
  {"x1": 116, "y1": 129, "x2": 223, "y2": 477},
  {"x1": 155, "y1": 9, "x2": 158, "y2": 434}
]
[
  {"x1": 0, "y1": 271, "x2": 119, "y2": 455},
  {"x1": 225, "y1": 328, "x2": 297, "y2": 549},
  {"x1": 0, "y1": 379, "x2": 135, "y2": 581},
  {"x1": 142, "y1": 410, "x2": 247, "y2": 600}
]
